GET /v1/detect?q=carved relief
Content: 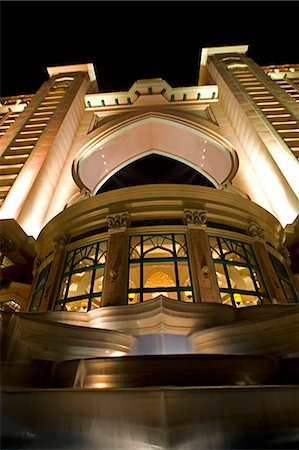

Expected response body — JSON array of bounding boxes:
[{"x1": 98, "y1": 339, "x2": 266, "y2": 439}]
[
  {"x1": 52, "y1": 232, "x2": 71, "y2": 251},
  {"x1": 280, "y1": 246, "x2": 291, "y2": 266},
  {"x1": 247, "y1": 223, "x2": 265, "y2": 241},
  {"x1": 184, "y1": 209, "x2": 207, "y2": 228},
  {"x1": 107, "y1": 213, "x2": 130, "y2": 231}
]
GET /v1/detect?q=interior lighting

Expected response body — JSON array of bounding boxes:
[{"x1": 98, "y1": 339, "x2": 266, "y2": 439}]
[
  {"x1": 184, "y1": 291, "x2": 192, "y2": 300},
  {"x1": 274, "y1": 69, "x2": 280, "y2": 73},
  {"x1": 233, "y1": 293, "x2": 242, "y2": 304},
  {"x1": 289, "y1": 67, "x2": 295, "y2": 72},
  {"x1": 128, "y1": 292, "x2": 136, "y2": 302},
  {"x1": 81, "y1": 299, "x2": 89, "y2": 309}
]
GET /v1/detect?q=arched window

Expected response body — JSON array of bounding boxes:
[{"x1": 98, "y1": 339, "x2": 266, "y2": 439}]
[
  {"x1": 209, "y1": 236, "x2": 268, "y2": 307},
  {"x1": 128, "y1": 234, "x2": 193, "y2": 304},
  {"x1": 55, "y1": 240, "x2": 107, "y2": 312}
]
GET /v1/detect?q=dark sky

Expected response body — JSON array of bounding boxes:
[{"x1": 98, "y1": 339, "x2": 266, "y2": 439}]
[{"x1": 1, "y1": 1, "x2": 298, "y2": 97}]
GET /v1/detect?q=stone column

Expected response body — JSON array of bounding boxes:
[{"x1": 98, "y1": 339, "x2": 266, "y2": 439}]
[
  {"x1": 101, "y1": 213, "x2": 130, "y2": 307},
  {"x1": 38, "y1": 232, "x2": 71, "y2": 312},
  {"x1": 184, "y1": 209, "x2": 221, "y2": 303}
]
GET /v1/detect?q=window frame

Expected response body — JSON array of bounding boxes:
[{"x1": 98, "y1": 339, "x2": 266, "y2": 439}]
[
  {"x1": 209, "y1": 236, "x2": 269, "y2": 307},
  {"x1": 54, "y1": 239, "x2": 108, "y2": 312},
  {"x1": 127, "y1": 233, "x2": 193, "y2": 304}
]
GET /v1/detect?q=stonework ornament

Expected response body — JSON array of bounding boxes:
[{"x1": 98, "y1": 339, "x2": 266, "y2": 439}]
[
  {"x1": 280, "y1": 246, "x2": 291, "y2": 266},
  {"x1": 184, "y1": 209, "x2": 207, "y2": 227},
  {"x1": 53, "y1": 232, "x2": 71, "y2": 251},
  {"x1": 247, "y1": 223, "x2": 265, "y2": 241},
  {"x1": 107, "y1": 212, "x2": 130, "y2": 231}
]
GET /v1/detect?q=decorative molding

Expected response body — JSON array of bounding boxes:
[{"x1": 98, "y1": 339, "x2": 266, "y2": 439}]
[
  {"x1": 107, "y1": 212, "x2": 130, "y2": 232},
  {"x1": 247, "y1": 223, "x2": 265, "y2": 241},
  {"x1": 52, "y1": 232, "x2": 71, "y2": 251},
  {"x1": 184, "y1": 209, "x2": 207, "y2": 228}
]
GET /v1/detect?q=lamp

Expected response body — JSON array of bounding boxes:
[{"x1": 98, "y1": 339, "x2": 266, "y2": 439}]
[
  {"x1": 184, "y1": 291, "x2": 192, "y2": 300},
  {"x1": 128, "y1": 292, "x2": 136, "y2": 302},
  {"x1": 81, "y1": 299, "x2": 89, "y2": 309},
  {"x1": 233, "y1": 293, "x2": 242, "y2": 305}
]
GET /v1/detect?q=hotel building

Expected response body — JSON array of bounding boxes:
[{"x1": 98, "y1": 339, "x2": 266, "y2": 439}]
[{"x1": 1, "y1": 45, "x2": 299, "y2": 449}]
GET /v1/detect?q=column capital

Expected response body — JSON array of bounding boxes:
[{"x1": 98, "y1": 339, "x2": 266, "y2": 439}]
[
  {"x1": 247, "y1": 222, "x2": 265, "y2": 241},
  {"x1": 184, "y1": 209, "x2": 207, "y2": 228},
  {"x1": 107, "y1": 212, "x2": 130, "y2": 232}
]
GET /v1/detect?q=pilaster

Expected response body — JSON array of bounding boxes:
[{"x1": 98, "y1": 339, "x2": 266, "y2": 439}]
[
  {"x1": 185, "y1": 210, "x2": 220, "y2": 303},
  {"x1": 101, "y1": 213, "x2": 130, "y2": 307}
]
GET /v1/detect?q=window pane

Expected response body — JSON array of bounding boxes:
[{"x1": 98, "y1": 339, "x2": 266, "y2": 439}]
[
  {"x1": 177, "y1": 261, "x2": 191, "y2": 287},
  {"x1": 144, "y1": 291, "x2": 178, "y2": 301},
  {"x1": 64, "y1": 299, "x2": 86, "y2": 312},
  {"x1": 281, "y1": 280, "x2": 297, "y2": 302},
  {"x1": 215, "y1": 263, "x2": 228, "y2": 288},
  {"x1": 226, "y1": 265, "x2": 255, "y2": 291},
  {"x1": 67, "y1": 270, "x2": 93, "y2": 298},
  {"x1": 181, "y1": 290, "x2": 193, "y2": 302},
  {"x1": 129, "y1": 264, "x2": 140, "y2": 290},
  {"x1": 93, "y1": 267, "x2": 105, "y2": 293},
  {"x1": 221, "y1": 239, "x2": 248, "y2": 263},
  {"x1": 220, "y1": 292, "x2": 232, "y2": 306},
  {"x1": 174, "y1": 235, "x2": 188, "y2": 257},
  {"x1": 130, "y1": 236, "x2": 142, "y2": 259},
  {"x1": 90, "y1": 296, "x2": 101, "y2": 310},
  {"x1": 128, "y1": 292, "x2": 140, "y2": 304},
  {"x1": 72, "y1": 244, "x2": 97, "y2": 270},
  {"x1": 29, "y1": 290, "x2": 43, "y2": 312},
  {"x1": 233, "y1": 293, "x2": 260, "y2": 308},
  {"x1": 144, "y1": 263, "x2": 176, "y2": 288},
  {"x1": 143, "y1": 235, "x2": 174, "y2": 258}
]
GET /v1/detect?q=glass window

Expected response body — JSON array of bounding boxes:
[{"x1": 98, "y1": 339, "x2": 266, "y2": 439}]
[
  {"x1": 209, "y1": 236, "x2": 268, "y2": 308},
  {"x1": 29, "y1": 263, "x2": 52, "y2": 312},
  {"x1": 55, "y1": 240, "x2": 107, "y2": 312},
  {"x1": 128, "y1": 234, "x2": 193, "y2": 304},
  {"x1": 269, "y1": 253, "x2": 298, "y2": 303}
]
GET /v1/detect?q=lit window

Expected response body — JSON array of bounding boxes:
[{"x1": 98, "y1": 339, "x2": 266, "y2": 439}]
[
  {"x1": 128, "y1": 234, "x2": 193, "y2": 303},
  {"x1": 55, "y1": 240, "x2": 107, "y2": 312},
  {"x1": 29, "y1": 263, "x2": 52, "y2": 312},
  {"x1": 209, "y1": 236, "x2": 268, "y2": 307},
  {"x1": 0, "y1": 300, "x2": 22, "y2": 312},
  {"x1": 269, "y1": 253, "x2": 298, "y2": 303}
]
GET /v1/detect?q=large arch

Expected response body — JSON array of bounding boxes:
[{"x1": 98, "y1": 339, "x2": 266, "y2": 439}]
[{"x1": 73, "y1": 114, "x2": 237, "y2": 194}]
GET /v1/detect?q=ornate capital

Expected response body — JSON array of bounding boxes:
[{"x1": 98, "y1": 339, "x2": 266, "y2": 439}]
[
  {"x1": 280, "y1": 245, "x2": 291, "y2": 266},
  {"x1": 107, "y1": 212, "x2": 130, "y2": 232},
  {"x1": 52, "y1": 232, "x2": 71, "y2": 251},
  {"x1": 247, "y1": 223, "x2": 265, "y2": 241},
  {"x1": 184, "y1": 209, "x2": 207, "y2": 228}
]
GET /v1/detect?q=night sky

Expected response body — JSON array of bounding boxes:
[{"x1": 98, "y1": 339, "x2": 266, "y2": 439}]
[{"x1": 1, "y1": 1, "x2": 298, "y2": 97}]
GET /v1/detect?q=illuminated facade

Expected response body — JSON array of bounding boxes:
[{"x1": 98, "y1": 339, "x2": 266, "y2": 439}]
[{"x1": 1, "y1": 46, "x2": 299, "y2": 449}]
